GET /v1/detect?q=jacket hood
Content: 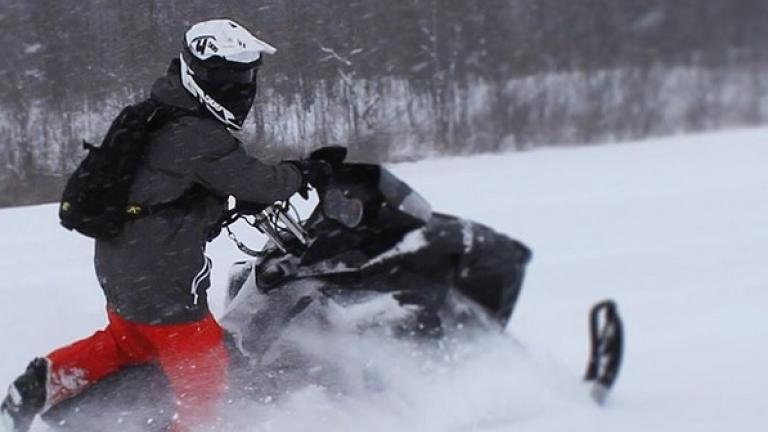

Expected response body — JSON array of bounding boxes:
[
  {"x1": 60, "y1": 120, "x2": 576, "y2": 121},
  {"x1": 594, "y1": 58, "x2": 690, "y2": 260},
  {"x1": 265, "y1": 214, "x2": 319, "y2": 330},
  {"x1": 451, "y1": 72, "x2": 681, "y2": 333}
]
[{"x1": 150, "y1": 59, "x2": 201, "y2": 112}]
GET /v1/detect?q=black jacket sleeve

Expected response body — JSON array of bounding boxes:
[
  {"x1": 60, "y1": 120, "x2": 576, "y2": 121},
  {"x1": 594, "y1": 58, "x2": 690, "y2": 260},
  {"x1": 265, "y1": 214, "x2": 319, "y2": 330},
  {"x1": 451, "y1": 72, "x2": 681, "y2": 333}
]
[{"x1": 184, "y1": 118, "x2": 302, "y2": 204}]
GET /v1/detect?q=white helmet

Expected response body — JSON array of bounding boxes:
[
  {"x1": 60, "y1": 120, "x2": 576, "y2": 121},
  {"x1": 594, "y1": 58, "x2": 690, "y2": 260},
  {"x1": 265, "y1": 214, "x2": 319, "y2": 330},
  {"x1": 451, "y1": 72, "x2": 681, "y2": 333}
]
[{"x1": 180, "y1": 19, "x2": 277, "y2": 130}]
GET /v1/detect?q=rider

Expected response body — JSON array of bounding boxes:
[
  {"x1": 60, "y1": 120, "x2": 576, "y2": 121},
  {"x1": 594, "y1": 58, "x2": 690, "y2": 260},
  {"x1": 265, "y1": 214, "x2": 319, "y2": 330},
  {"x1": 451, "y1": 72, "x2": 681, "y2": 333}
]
[{"x1": 1, "y1": 19, "x2": 327, "y2": 432}]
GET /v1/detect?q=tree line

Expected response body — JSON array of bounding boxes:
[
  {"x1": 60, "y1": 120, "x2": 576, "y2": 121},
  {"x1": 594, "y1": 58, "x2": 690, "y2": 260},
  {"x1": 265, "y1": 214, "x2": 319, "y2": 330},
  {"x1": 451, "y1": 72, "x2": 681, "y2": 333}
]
[{"x1": 1, "y1": 0, "x2": 768, "y2": 206}]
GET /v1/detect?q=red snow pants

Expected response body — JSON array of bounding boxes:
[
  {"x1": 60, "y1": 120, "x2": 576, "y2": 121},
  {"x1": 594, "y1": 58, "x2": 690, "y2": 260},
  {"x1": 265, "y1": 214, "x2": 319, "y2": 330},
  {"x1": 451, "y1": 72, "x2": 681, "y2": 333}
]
[{"x1": 45, "y1": 308, "x2": 228, "y2": 432}]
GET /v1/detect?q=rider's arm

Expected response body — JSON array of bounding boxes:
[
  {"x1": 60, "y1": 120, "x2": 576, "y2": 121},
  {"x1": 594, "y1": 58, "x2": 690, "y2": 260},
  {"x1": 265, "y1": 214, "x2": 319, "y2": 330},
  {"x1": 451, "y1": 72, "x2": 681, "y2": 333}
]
[{"x1": 184, "y1": 119, "x2": 302, "y2": 204}]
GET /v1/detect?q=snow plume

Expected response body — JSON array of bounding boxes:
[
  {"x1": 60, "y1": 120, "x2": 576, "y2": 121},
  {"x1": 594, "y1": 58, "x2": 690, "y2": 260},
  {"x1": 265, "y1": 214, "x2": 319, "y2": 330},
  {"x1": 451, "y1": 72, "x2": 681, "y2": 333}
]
[
  {"x1": 45, "y1": 364, "x2": 88, "y2": 409},
  {"x1": 217, "y1": 327, "x2": 585, "y2": 432},
  {"x1": 216, "y1": 286, "x2": 588, "y2": 432}
]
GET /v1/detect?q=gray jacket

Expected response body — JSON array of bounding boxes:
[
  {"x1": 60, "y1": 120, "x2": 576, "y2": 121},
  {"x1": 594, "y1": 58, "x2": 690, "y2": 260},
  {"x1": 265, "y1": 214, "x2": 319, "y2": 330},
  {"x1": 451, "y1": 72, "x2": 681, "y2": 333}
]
[{"x1": 95, "y1": 60, "x2": 301, "y2": 324}]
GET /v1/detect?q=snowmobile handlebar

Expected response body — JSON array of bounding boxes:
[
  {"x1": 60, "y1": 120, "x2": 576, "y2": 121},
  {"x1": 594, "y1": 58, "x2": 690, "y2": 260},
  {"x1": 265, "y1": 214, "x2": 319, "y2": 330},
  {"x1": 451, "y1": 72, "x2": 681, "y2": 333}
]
[
  {"x1": 222, "y1": 147, "x2": 349, "y2": 256},
  {"x1": 226, "y1": 146, "x2": 434, "y2": 260}
]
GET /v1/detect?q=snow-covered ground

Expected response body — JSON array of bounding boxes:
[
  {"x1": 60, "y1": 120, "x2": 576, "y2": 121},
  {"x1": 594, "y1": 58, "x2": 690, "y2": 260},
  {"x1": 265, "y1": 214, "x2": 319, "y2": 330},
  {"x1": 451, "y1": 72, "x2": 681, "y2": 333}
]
[{"x1": 1, "y1": 128, "x2": 767, "y2": 431}]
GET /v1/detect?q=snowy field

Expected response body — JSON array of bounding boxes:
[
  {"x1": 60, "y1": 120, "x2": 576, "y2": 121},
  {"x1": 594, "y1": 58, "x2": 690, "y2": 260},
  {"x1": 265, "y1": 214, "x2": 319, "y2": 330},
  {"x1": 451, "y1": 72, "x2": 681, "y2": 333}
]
[{"x1": 1, "y1": 127, "x2": 767, "y2": 431}]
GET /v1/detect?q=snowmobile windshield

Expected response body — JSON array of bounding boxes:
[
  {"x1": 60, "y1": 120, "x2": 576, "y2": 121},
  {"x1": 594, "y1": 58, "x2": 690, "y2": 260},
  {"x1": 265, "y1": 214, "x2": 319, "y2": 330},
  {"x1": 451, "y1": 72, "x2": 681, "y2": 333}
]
[
  {"x1": 378, "y1": 168, "x2": 432, "y2": 226},
  {"x1": 314, "y1": 164, "x2": 432, "y2": 231},
  {"x1": 300, "y1": 163, "x2": 432, "y2": 265}
]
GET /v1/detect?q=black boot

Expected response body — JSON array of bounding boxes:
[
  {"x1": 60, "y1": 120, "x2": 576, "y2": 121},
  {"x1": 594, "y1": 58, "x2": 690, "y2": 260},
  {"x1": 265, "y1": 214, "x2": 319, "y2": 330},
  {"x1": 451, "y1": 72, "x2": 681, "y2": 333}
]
[{"x1": 1, "y1": 358, "x2": 48, "y2": 432}]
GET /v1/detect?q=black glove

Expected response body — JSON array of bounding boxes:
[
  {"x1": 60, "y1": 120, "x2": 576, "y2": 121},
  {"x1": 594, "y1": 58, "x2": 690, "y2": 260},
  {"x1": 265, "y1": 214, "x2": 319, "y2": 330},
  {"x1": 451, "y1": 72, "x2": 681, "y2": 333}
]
[{"x1": 287, "y1": 160, "x2": 332, "y2": 199}]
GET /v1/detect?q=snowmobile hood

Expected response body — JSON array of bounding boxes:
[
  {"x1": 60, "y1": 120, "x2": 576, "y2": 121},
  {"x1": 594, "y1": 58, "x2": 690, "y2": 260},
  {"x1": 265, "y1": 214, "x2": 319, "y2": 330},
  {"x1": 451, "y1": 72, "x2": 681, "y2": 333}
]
[{"x1": 150, "y1": 59, "x2": 202, "y2": 112}]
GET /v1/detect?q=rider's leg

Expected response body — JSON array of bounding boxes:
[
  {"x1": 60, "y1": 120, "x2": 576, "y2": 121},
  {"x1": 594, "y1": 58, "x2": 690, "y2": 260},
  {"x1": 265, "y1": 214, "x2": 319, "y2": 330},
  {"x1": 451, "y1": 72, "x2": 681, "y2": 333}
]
[
  {"x1": 44, "y1": 309, "x2": 156, "y2": 405},
  {"x1": 139, "y1": 313, "x2": 229, "y2": 432},
  {"x1": 1, "y1": 309, "x2": 154, "y2": 432}
]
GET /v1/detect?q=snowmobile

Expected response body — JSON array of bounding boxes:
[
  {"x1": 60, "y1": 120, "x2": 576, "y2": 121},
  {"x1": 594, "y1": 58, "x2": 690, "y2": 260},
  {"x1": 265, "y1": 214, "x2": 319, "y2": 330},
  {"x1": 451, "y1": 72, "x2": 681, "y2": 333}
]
[{"x1": 41, "y1": 147, "x2": 622, "y2": 431}]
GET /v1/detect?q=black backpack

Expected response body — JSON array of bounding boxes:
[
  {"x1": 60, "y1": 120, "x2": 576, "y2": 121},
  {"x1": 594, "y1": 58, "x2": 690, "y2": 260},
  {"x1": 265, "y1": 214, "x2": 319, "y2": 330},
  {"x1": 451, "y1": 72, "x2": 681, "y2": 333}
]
[{"x1": 59, "y1": 99, "x2": 192, "y2": 238}]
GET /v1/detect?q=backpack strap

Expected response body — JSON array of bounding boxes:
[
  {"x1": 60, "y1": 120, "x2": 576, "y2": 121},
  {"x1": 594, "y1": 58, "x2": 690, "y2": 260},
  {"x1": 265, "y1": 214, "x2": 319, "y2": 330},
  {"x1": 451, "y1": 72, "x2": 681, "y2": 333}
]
[
  {"x1": 125, "y1": 186, "x2": 209, "y2": 219},
  {"x1": 145, "y1": 98, "x2": 201, "y2": 131},
  {"x1": 123, "y1": 100, "x2": 208, "y2": 219}
]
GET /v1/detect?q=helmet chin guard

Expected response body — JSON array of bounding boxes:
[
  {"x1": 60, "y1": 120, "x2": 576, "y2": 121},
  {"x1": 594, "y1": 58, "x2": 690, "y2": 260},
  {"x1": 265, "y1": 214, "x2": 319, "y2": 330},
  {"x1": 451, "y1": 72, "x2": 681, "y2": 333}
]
[
  {"x1": 180, "y1": 19, "x2": 277, "y2": 130},
  {"x1": 179, "y1": 55, "x2": 240, "y2": 129}
]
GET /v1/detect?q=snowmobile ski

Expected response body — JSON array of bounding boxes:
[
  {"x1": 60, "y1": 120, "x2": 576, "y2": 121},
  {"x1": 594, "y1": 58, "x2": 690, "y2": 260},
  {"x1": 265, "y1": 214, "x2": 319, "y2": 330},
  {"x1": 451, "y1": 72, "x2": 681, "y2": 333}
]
[{"x1": 584, "y1": 300, "x2": 623, "y2": 405}]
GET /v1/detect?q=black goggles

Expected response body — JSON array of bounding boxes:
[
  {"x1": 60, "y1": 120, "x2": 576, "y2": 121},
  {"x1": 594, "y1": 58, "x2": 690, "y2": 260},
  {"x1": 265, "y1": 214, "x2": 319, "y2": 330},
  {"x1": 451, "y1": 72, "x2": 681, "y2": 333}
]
[{"x1": 196, "y1": 66, "x2": 258, "y2": 84}]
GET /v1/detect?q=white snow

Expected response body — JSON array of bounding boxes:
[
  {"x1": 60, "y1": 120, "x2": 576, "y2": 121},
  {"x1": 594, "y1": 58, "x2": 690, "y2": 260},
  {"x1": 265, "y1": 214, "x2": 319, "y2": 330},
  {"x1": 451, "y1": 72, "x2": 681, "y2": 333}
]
[
  {"x1": 1, "y1": 127, "x2": 767, "y2": 431},
  {"x1": 362, "y1": 228, "x2": 428, "y2": 267}
]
